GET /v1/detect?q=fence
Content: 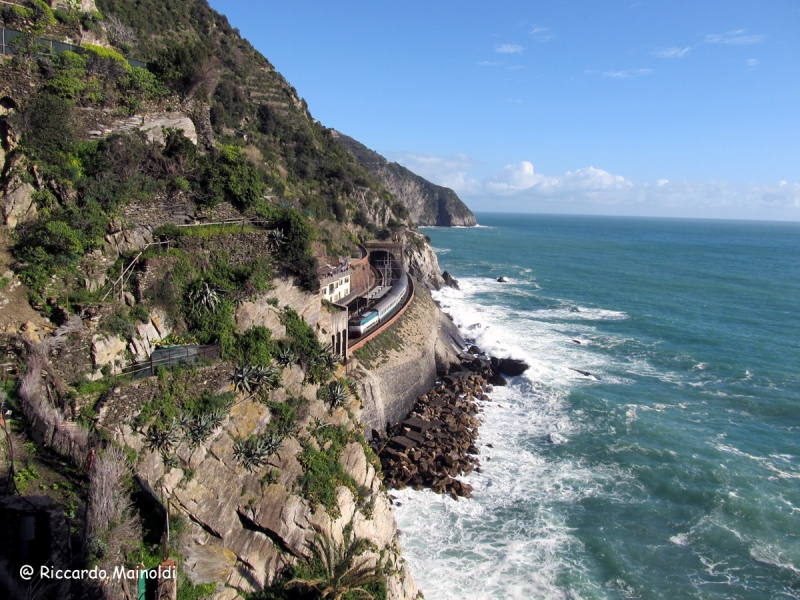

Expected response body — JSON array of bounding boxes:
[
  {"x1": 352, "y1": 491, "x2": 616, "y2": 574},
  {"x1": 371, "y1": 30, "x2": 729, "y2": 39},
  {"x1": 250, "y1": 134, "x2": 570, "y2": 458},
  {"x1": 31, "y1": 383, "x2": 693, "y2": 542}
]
[
  {"x1": 0, "y1": 27, "x2": 147, "y2": 68},
  {"x1": 123, "y1": 344, "x2": 221, "y2": 379}
]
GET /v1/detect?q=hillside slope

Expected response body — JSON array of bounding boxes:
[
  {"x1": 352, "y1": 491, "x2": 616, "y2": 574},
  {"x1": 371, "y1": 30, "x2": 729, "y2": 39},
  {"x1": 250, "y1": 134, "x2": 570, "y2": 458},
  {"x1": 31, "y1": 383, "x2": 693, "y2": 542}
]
[{"x1": 335, "y1": 131, "x2": 477, "y2": 227}]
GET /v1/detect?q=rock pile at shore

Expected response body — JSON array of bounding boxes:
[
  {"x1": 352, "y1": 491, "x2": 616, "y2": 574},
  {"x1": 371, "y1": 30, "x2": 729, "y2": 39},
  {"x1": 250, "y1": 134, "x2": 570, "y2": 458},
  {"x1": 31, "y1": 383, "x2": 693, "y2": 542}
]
[{"x1": 373, "y1": 348, "x2": 529, "y2": 500}]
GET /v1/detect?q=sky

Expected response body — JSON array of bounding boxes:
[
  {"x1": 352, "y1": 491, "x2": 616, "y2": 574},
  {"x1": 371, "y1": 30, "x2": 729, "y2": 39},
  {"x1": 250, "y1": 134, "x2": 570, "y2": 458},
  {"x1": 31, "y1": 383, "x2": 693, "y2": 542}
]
[{"x1": 208, "y1": 0, "x2": 800, "y2": 221}]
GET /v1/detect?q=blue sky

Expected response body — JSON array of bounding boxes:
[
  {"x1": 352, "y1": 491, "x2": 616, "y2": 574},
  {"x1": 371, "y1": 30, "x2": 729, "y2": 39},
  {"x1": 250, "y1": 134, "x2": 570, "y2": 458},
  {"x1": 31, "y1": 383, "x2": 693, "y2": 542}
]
[{"x1": 208, "y1": 0, "x2": 800, "y2": 220}]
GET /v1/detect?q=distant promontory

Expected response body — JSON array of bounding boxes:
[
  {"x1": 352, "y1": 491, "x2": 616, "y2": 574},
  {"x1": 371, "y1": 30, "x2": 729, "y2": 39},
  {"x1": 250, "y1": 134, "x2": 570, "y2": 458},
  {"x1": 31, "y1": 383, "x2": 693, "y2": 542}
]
[{"x1": 334, "y1": 131, "x2": 478, "y2": 227}]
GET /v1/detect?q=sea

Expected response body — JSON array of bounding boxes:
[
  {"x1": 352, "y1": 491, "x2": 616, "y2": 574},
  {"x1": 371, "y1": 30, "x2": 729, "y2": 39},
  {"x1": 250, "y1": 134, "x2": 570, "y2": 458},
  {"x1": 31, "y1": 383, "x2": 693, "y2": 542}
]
[{"x1": 393, "y1": 213, "x2": 800, "y2": 600}]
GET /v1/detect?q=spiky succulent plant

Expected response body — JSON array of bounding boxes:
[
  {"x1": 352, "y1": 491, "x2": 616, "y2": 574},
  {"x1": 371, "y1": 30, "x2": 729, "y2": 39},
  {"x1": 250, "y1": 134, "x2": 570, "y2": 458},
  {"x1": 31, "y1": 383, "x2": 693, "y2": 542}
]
[
  {"x1": 146, "y1": 421, "x2": 180, "y2": 454},
  {"x1": 232, "y1": 364, "x2": 280, "y2": 394},
  {"x1": 233, "y1": 432, "x2": 284, "y2": 471}
]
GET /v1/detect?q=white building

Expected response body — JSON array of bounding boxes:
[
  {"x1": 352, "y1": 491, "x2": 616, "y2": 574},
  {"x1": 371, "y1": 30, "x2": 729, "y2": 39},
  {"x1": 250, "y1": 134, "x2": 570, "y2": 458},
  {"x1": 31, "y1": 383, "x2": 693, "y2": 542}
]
[{"x1": 319, "y1": 266, "x2": 350, "y2": 303}]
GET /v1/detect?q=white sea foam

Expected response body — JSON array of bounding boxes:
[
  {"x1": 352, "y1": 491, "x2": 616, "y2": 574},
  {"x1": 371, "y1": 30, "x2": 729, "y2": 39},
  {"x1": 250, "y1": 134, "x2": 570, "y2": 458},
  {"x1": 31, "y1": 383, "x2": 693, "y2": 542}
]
[
  {"x1": 393, "y1": 276, "x2": 636, "y2": 599},
  {"x1": 670, "y1": 533, "x2": 690, "y2": 546}
]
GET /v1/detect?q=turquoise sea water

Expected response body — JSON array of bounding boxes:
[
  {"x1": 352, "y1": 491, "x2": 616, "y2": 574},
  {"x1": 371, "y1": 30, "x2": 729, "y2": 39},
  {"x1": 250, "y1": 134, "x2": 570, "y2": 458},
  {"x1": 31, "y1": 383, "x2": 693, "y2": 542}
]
[{"x1": 393, "y1": 213, "x2": 800, "y2": 599}]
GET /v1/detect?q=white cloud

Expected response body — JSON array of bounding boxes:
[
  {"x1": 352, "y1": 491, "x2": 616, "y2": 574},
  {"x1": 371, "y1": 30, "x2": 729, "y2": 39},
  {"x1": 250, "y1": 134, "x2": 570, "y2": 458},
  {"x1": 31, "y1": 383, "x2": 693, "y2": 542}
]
[
  {"x1": 391, "y1": 153, "x2": 800, "y2": 220},
  {"x1": 746, "y1": 58, "x2": 759, "y2": 66},
  {"x1": 478, "y1": 60, "x2": 501, "y2": 66},
  {"x1": 471, "y1": 166, "x2": 800, "y2": 219},
  {"x1": 654, "y1": 47, "x2": 690, "y2": 58},
  {"x1": 482, "y1": 162, "x2": 632, "y2": 197},
  {"x1": 529, "y1": 26, "x2": 554, "y2": 42},
  {"x1": 704, "y1": 30, "x2": 764, "y2": 45},
  {"x1": 600, "y1": 68, "x2": 653, "y2": 78},
  {"x1": 496, "y1": 44, "x2": 524, "y2": 54}
]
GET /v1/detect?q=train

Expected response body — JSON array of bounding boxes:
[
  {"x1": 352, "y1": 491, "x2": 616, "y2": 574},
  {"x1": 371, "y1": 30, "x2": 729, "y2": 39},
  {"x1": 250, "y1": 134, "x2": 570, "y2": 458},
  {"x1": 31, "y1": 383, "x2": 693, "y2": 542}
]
[{"x1": 348, "y1": 263, "x2": 409, "y2": 338}]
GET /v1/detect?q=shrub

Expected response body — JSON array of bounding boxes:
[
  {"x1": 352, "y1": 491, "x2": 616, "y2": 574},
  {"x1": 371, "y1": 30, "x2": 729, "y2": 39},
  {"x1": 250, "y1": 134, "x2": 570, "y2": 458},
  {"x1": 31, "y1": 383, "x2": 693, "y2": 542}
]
[
  {"x1": 122, "y1": 66, "x2": 162, "y2": 101},
  {"x1": 280, "y1": 308, "x2": 324, "y2": 369},
  {"x1": 231, "y1": 326, "x2": 273, "y2": 366},
  {"x1": 199, "y1": 144, "x2": 266, "y2": 208},
  {"x1": 81, "y1": 43, "x2": 132, "y2": 77},
  {"x1": 296, "y1": 426, "x2": 357, "y2": 515},
  {"x1": 151, "y1": 39, "x2": 210, "y2": 93},
  {"x1": 20, "y1": 93, "x2": 75, "y2": 167},
  {"x1": 45, "y1": 52, "x2": 87, "y2": 99},
  {"x1": 254, "y1": 205, "x2": 319, "y2": 292}
]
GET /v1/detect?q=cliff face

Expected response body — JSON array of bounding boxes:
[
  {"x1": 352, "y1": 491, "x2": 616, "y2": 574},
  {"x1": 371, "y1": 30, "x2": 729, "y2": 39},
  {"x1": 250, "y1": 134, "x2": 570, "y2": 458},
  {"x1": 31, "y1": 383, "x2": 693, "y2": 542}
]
[
  {"x1": 334, "y1": 132, "x2": 477, "y2": 227},
  {"x1": 97, "y1": 280, "x2": 419, "y2": 600},
  {"x1": 404, "y1": 232, "x2": 447, "y2": 290}
]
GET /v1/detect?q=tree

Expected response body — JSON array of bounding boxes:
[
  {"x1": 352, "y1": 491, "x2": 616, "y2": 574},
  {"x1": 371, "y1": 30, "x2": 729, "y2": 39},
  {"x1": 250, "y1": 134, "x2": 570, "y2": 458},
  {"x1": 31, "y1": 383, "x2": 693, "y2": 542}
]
[{"x1": 289, "y1": 522, "x2": 384, "y2": 600}]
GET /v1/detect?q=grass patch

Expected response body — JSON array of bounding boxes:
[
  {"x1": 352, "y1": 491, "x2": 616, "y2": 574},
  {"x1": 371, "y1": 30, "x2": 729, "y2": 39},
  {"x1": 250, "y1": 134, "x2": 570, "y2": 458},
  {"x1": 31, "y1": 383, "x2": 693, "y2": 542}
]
[{"x1": 353, "y1": 328, "x2": 402, "y2": 369}]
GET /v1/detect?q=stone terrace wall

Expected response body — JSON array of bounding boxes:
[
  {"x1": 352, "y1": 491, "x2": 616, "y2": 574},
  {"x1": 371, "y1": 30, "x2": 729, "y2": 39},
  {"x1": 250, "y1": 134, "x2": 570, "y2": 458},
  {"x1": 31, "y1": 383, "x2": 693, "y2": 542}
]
[{"x1": 357, "y1": 284, "x2": 462, "y2": 434}]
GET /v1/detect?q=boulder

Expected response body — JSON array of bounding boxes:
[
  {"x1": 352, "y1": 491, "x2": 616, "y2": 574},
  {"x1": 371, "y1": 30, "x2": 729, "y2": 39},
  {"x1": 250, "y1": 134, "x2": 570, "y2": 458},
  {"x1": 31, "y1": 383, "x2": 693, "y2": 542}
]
[
  {"x1": 140, "y1": 116, "x2": 198, "y2": 145},
  {"x1": 488, "y1": 372, "x2": 507, "y2": 386},
  {"x1": 3, "y1": 181, "x2": 37, "y2": 228},
  {"x1": 92, "y1": 334, "x2": 127, "y2": 372},
  {"x1": 105, "y1": 227, "x2": 154, "y2": 256},
  {"x1": 442, "y1": 271, "x2": 460, "y2": 289},
  {"x1": 498, "y1": 358, "x2": 529, "y2": 376},
  {"x1": 497, "y1": 276, "x2": 508, "y2": 282}
]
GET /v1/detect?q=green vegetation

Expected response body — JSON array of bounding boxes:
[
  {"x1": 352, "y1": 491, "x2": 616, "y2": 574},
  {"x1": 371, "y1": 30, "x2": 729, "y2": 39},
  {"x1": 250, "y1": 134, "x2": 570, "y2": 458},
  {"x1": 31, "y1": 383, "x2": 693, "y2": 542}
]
[
  {"x1": 231, "y1": 364, "x2": 281, "y2": 394},
  {"x1": 280, "y1": 308, "x2": 336, "y2": 383},
  {"x1": 287, "y1": 521, "x2": 386, "y2": 600},
  {"x1": 318, "y1": 379, "x2": 352, "y2": 409},
  {"x1": 233, "y1": 432, "x2": 283, "y2": 472},
  {"x1": 352, "y1": 329, "x2": 402, "y2": 369},
  {"x1": 135, "y1": 368, "x2": 234, "y2": 441},
  {"x1": 13, "y1": 464, "x2": 42, "y2": 493},
  {"x1": 296, "y1": 424, "x2": 358, "y2": 516},
  {"x1": 248, "y1": 522, "x2": 388, "y2": 600},
  {"x1": 178, "y1": 581, "x2": 217, "y2": 600}
]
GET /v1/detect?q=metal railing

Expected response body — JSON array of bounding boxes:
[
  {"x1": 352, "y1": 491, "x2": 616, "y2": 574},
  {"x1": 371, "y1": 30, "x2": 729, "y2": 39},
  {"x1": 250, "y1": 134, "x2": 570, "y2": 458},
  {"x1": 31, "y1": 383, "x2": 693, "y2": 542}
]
[{"x1": 123, "y1": 344, "x2": 221, "y2": 379}]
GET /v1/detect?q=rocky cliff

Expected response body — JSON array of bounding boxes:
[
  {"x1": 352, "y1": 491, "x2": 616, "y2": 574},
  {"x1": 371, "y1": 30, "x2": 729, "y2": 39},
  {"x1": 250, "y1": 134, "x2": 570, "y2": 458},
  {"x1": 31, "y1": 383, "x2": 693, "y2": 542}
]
[
  {"x1": 90, "y1": 278, "x2": 420, "y2": 600},
  {"x1": 334, "y1": 131, "x2": 478, "y2": 227}
]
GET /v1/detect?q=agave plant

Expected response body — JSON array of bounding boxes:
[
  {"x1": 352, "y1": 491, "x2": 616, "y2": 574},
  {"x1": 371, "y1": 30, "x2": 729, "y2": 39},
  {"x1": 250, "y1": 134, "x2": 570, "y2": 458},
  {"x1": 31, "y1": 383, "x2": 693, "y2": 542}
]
[
  {"x1": 182, "y1": 410, "x2": 226, "y2": 448},
  {"x1": 346, "y1": 379, "x2": 360, "y2": 402},
  {"x1": 326, "y1": 381, "x2": 350, "y2": 409},
  {"x1": 187, "y1": 282, "x2": 220, "y2": 314},
  {"x1": 318, "y1": 344, "x2": 339, "y2": 370},
  {"x1": 232, "y1": 364, "x2": 281, "y2": 394},
  {"x1": 288, "y1": 521, "x2": 383, "y2": 600},
  {"x1": 145, "y1": 421, "x2": 180, "y2": 454},
  {"x1": 275, "y1": 345, "x2": 297, "y2": 367},
  {"x1": 233, "y1": 432, "x2": 284, "y2": 472},
  {"x1": 267, "y1": 228, "x2": 286, "y2": 250}
]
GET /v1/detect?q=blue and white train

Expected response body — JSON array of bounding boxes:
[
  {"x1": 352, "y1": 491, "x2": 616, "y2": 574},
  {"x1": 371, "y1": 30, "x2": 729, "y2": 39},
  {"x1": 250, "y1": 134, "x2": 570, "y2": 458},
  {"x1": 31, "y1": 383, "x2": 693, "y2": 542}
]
[{"x1": 349, "y1": 266, "x2": 408, "y2": 338}]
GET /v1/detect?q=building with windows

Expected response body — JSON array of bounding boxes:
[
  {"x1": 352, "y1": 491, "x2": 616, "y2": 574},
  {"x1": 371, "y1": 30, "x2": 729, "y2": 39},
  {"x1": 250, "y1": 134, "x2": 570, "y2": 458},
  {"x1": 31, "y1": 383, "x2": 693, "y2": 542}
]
[{"x1": 319, "y1": 265, "x2": 351, "y2": 303}]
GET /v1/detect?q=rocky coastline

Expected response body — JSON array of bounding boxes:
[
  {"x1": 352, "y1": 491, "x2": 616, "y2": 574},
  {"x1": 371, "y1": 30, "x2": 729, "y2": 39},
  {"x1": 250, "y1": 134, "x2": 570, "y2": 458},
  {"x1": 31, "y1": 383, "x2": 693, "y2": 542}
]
[{"x1": 372, "y1": 343, "x2": 528, "y2": 499}]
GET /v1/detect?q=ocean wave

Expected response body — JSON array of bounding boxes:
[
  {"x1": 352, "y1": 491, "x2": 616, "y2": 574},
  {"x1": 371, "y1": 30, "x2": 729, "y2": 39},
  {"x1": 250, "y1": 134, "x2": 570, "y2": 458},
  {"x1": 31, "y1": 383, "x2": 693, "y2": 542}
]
[
  {"x1": 520, "y1": 306, "x2": 630, "y2": 321},
  {"x1": 392, "y1": 279, "x2": 640, "y2": 598}
]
